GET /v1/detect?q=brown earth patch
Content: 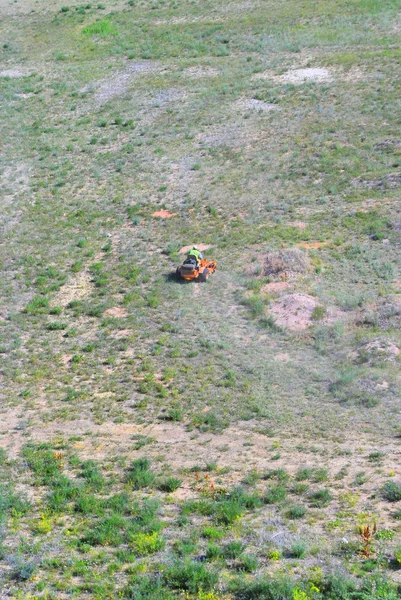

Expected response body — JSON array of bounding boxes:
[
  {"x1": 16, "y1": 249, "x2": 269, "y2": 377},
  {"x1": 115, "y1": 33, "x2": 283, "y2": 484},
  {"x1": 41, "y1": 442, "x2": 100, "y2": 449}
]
[
  {"x1": 269, "y1": 293, "x2": 317, "y2": 331},
  {"x1": 152, "y1": 210, "x2": 177, "y2": 218},
  {"x1": 52, "y1": 270, "x2": 93, "y2": 307},
  {"x1": 353, "y1": 171, "x2": 401, "y2": 190},
  {"x1": 274, "y1": 352, "x2": 290, "y2": 362},
  {"x1": 60, "y1": 354, "x2": 73, "y2": 366},
  {"x1": 0, "y1": 68, "x2": 31, "y2": 78},
  {"x1": 297, "y1": 241, "x2": 327, "y2": 249},
  {"x1": 234, "y1": 98, "x2": 278, "y2": 112},
  {"x1": 104, "y1": 307, "x2": 128, "y2": 318},
  {"x1": 183, "y1": 66, "x2": 220, "y2": 78},
  {"x1": 261, "y1": 282, "x2": 290, "y2": 294},
  {"x1": 179, "y1": 244, "x2": 212, "y2": 254},
  {"x1": 279, "y1": 67, "x2": 333, "y2": 84},
  {"x1": 112, "y1": 329, "x2": 131, "y2": 338},
  {"x1": 289, "y1": 220, "x2": 307, "y2": 229}
]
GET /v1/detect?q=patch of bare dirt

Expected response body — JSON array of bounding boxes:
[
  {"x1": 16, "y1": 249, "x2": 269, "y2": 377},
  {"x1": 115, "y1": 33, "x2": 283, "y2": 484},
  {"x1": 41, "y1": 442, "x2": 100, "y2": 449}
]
[
  {"x1": 152, "y1": 210, "x2": 177, "y2": 218},
  {"x1": 112, "y1": 329, "x2": 131, "y2": 338},
  {"x1": 297, "y1": 241, "x2": 327, "y2": 249},
  {"x1": 261, "y1": 282, "x2": 290, "y2": 295},
  {"x1": 356, "y1": 340, "x2": 400, "y2": 365},
  {"x1": 196, "y1": 123, "x2": 260, "y2": 148},
  {"x1": 234, "y1": 98, "x2": 278, "y2": 112},
  {"x1": 179, "y1": 244, "x2": 212, "y2": 254},
  {"x1": 289, "y1": 220, "x2": 307, "y2": 229},
  {"x1": 152, "y1": 88, "x2": 187, "y2": 106},
  {"x1": 60, "y1": 354, "x2": 73, "y2": 366},
  {"x1": 104, "y1": 307, "x2": 128, "y2": 318},
  {"x1": 269, "y1": 293, "x2": 318, "y2": 331},
  {"x1": 52, "y1": 270, "x2": 93, "y2": 307},
  {"x1": 279, "y1": 67, "x2": 333, "y2": 84},
  {"x1": 274, "y1": 352, "x2": 290, "y2": 362},
  {"x1": 353, "y1": 172, "x2": 401, "y2": 190},
  {"x1": 0, "y1": 68, "x2": 31, "y2": 78},
  {"x1": 87, "y1": 61, "x2": 161, "y2": 105},
  {"x1": 374, "y1": 139, "x2": 401, "y2": 153},
  {"x1": 183, "y1": 66, "x2": 220, "y2": 78}
]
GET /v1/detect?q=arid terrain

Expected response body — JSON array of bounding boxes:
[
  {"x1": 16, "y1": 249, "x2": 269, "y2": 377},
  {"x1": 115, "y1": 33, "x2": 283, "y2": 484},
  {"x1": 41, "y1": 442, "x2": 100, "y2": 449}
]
[{"x1": 0, "y1": 0, "x2": 401, "y2": 597}]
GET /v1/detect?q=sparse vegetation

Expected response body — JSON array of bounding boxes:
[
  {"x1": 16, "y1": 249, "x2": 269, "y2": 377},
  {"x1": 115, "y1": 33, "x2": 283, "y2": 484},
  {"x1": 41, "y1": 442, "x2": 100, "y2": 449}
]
[{"x1": 1, "y1": 0, "x2": 401, "y2": 596}]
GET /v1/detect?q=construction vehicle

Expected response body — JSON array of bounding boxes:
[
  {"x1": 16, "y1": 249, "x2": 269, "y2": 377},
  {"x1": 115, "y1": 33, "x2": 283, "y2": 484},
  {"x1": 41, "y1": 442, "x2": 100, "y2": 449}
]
[{"x1": 176, "y1": 256, "x2": 217, "y2": 282}]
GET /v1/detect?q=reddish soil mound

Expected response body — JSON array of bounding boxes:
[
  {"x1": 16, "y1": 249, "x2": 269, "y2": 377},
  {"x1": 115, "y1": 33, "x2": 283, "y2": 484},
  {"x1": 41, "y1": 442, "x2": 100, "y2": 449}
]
[
  {"x1": 270, "y1": 293, "x2": 317, "y2": 331},
  {"x1": 152, "y1": 210, "x2": 177, "y2": 218}
]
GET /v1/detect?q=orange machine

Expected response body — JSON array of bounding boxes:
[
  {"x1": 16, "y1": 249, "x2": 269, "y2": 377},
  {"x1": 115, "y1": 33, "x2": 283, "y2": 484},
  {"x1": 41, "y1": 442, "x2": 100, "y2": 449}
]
[{"x1": 176, "y1": 257, "x2": 217, "y2": 282}]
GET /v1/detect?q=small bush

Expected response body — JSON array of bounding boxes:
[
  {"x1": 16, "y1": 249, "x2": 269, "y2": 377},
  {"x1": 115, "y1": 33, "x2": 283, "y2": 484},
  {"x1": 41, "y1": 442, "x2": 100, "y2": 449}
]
[
  {"x1": 0, "y1": 484, "x2": 31, "y2": 519},
  {"x1": 82, "y1": 514, "x2": 127, "y2": 546},
  {"x1": 263, "y1": 485, "x2": 287, "y2": 504},
  {"x1": 22, "y1": 444, "x2": 61, "y2": 485},
  {"x1": 126, "y1": 458, "x2": 155, "y2": 489},
  {"x1": 11, "y1": 559, "x2": 37, "y2": 581},
  {"x1": 309, "y1": 488, "x2": 332, "y2": 507},
  {"x1": 382, "y1": 481, "x2": 401, "y2": 502},
  {"x1": 295, "y1": 467, "x2": 314, "y2": 481},
  {"x1": 288, "y1": 541, "x2": 307, "y2": 558},
  {"x1": 82, "y1": 19, "x2": 117, "y2": 36},
  {"x1": 223, "y1": 541, "x2": 244, "y2": 559},
  {"x1": 235, "y1": 553, "x2": 259, "y2": 572},
  {"x1": 286, "y1": 505, "x2": 306, "y2": 519},
  {"x1": 229, "y1": 577, "x2": 295, "y2": 599},
  {"x1": 312, "y1": 305, "x2": 326, "y2": 321},
  {"x1": 122, "y1": 576, "x2": 175, "y2": 599},
  {"x1": 163, "y1": 560, "x2": 218, "y2": 594},
  {"x1": 214, "y1": 499, "x2": 245, "y2": 525},
  {"x1": 47, "y1": 319, "x2": 67, "y2": 331},
  {"x1": 129, "y1": 532, "x2": 165, "y2": 555},
  {"x1": 263, "y1": 468, "x2": 289, "y2": 482},
  {"x1": 80, "y1": 460, "x2": 105, "y2": 491},
  {"x1": 158, "y1": 477, "x2": 182, "y2": 493},
  {"x1": 24, "y1": 296, "x2": 49, "y2": 314}
]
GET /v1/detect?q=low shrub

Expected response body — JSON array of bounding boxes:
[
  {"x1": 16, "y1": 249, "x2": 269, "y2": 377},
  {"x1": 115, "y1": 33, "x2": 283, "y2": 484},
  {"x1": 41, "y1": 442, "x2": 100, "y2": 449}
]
[
  {"x1": 286, "y1": 505, "x2": 306, "y2": 519},
  {"x1": 163, "y1": 560, "x2": 218, "y2": 594},
  {"x1": 129, "y1": 532, "x2": 165, "y2": 555},
  {"x1": 309, "y1": 488, "x2": 332, "y2": 507},
  {"x1": 263, "y1": 485, "x2": 287, "y2": 504},
  {"x1": 382, "y1": 481, "x2": 401, "y2": 502},
  {"x1": 158, "y1": 477, "x2": 182, "y2": 493},
  {"x1": 126, "y1": 458, "x2": 155, "y2": 489}
]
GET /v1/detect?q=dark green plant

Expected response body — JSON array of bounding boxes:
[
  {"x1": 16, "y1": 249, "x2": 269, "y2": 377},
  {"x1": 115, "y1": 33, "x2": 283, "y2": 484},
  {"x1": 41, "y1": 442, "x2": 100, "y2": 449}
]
[
  {"x1": 309, "y1": 488, "x2": 333, "y2": 507},
  {"x1": 163, "y1": 560, "x2": 218, "y2": 593},
  {"x1": 382, "y1": 481, "x2": 401, "y2": 502},
  {"x1": 263, "y1": 485, "x2": 287, "y2": 504},
  {"x1": 286, "y1": 505, "x2": 306, "y2": 519},
  {"x1": 126, "y1": 458, "x2": 155, "y2": 489},
  {"x1": 158, "y1": 477, "x2": 182, "y2": 493}
]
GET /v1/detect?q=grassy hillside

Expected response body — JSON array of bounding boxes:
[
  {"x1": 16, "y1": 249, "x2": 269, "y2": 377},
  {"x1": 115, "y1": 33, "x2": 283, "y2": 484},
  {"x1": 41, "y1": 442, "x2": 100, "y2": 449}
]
[{"x1": 0, "y1": 0, "x2": 401, "y2": 597}]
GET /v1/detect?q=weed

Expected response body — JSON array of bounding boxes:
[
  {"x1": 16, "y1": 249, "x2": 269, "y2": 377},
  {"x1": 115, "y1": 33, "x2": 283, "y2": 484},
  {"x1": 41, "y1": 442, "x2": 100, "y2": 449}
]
[
  {"x1": 158, "y1": 477, "x2": 182, "y2": 493},
  {"x1": 309, "y1": 489, "x2": 333, "y2": 508},
  {"x1": 163, "y1": 560, "x2": 218, "y2": 593},
  {"x1": 263, "y1": 485, "x2": 287, "y2": 505},
  {"x1": 382, "y1": 482, "x2": 401, "y2": 502},
  {"x1": 129, "y1": 532, "x2": 165, "y2": 555},
  {"x1": 288, "y1": 541, "x2": 307, "y2": 559},
  {"x1": 359, "y1": 523, "x2": 377, "y2": 558},
  {"x1": 286, "y1": 505, "x2": 306, "y2": 519},
  {"x1": 82, "y1": 20, "x2": 117, "y2": 36},
  {"x1": 126, "y1": 458, "x2": 155, "y2": 489}
]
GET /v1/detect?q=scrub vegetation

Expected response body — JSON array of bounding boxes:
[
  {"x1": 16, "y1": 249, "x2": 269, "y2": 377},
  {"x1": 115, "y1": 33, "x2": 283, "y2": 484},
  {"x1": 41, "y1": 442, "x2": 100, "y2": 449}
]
[{"x1": 0, "y1": 0, "x2": 401, "y2": 597}]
